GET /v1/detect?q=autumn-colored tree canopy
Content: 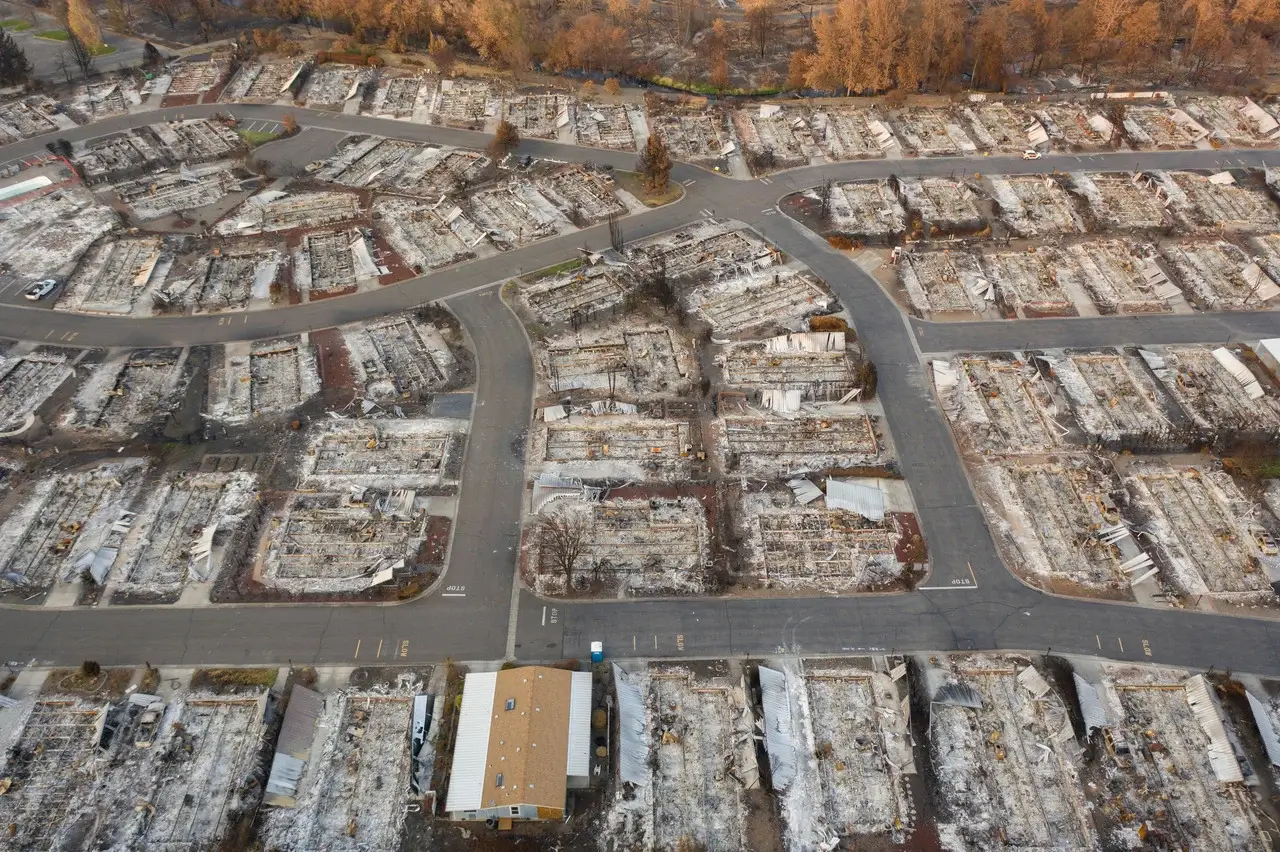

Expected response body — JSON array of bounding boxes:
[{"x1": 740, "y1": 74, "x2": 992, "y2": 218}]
[{"x1": 172, "y1": 0, "x2": 1280, "y2": 92}]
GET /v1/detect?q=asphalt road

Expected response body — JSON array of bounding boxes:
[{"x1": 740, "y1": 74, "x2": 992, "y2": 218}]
[{"x1": 4, "y1": 103, "x2": 1280, "y2": 677}]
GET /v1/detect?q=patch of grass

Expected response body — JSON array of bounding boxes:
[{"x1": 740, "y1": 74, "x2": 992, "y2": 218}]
[
  {"x1": 614, "y1": 169, "x2": 683, "y2": 207},
  {"x1": 1, "y1": 18, "x2": 33, "y2": 31},
  {"x1": 35, "y1": 29, "x2": 70, "y2": 40},
  {"x1": 648, "y1": 75, "x2": 783, "y2": 97},
  {"x1": 236, "y1": 128, "x2": 280, "y2": 147},
  {"x1": 524, "y1": 257, "x2": 584, "y2": 281},
  {"x1": 191, "y1": 666, "x2": 279, "y2": 694},
  {"x1": 89, "y1": 43, "x2": 116, "y2": 56},
  {"x1": 44, "y1": 666, "x2": 133, "y2": 698}
]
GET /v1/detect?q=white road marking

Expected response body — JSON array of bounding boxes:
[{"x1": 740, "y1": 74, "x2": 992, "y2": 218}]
[
  {"x1": 759, "y1": 177, "x2": 772, "y2": 184},
  {"x1": 682, "y1": 179, "x2": 697, "y2": 186},
  {"x1": 441, "y1": 592, "x2": 466, "y2": 597}
]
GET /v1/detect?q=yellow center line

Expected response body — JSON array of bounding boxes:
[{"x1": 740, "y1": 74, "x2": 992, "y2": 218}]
[
  {"x1": 376, "y1": 639, "x2": 384, "y2": 659},
  {"x1": 353, "y1": 638, "x2": 361, "y2": 659}
]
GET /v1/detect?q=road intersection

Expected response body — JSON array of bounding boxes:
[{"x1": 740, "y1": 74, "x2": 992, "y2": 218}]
[{"x1": 3, "y1": 104, "x2": 1280, "y2": 677}]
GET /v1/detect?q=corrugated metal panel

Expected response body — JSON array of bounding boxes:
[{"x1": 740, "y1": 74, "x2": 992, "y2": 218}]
[
  {"x1": 566, "y1": 671, "x2": 592, "y2": 778},
  {"x1": 787, "y1": 478, "x2": 823, "y2": 505},
  {"x1": 277, "y1": 685, "x2": 323, "y2": 758},
  {"x1": 1073, "y1": 673, "x2": 1111, "y2": 733},
  {"x1": 446, "y1": 672, "x2": 498, "y2": 812},
  {"x1": 1016, "y1": 666, "x2": 1051, "y2": 699},
  {"x1": 825, "y1": 479, "x2": 885, "y2": 522},
  {"x1": 612, "y1": 664, "x2": 649, "y2": 787},
  {"x1": 1212, "y1": 347, "x2": 1265, "y2": 400},
  {"x1": 932, "y1": 360, "x2": 958, "y2": 392},
  {"x1": 1184, "y1": 674, "x2": 1243, "y2": 784},
  {"x1": 1247, "y1": 692, "x2": 1280, "y2": 767},
  {"x1": 264, "y1": 754, "x2": 306, "y2": 806},
  {"x1": 757, "y1": 666, "x2": 797, "y2": 791}
]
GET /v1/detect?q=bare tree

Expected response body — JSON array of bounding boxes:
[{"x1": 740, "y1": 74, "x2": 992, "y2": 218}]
[
  {"x1": 64, "y1": 33, "x2": 95, "y2": 79},
  {"x1": 818, "y1": 177, "x2": 834, "y2": 222},
  {"x1": 537, "y1": 512, "x2": 590, "y2": 588}
]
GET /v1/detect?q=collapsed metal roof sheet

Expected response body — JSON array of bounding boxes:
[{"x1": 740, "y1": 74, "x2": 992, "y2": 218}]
[
  {"x1": 787, "y1": 478, "x2": 824, "y2": 505},
  {"x1": 264, "y1": 685, "x2": 324, "y2": 807},
  {"x1": 1185, "y1": 674, "x2": 1243, "y2": 784},
  {"x1": 1073, "y1": 673, "x2": 1112, "y2": 733},
  {"x1": 1016, "y1": 666, "x2": 1052, "y2": 700},
  {"x1": 1247, "y1": 691, "x2": 1280, "y2": 767},
  {"x1": 613, "y1": 664, "x2": 650, "y2": 787},
  {"x1": 757, "y1": 666, "x2": 798, "y2": 791},
  {"x1": 825, "y1": 479, "x2": 885, "y2": 522}
]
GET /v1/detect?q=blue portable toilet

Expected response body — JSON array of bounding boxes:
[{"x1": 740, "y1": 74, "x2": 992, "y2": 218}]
[{"x1": 590, "y1": 641, "x2": 604, "y2": 664}]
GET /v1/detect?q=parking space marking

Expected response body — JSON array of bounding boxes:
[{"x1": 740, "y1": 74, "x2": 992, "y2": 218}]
[
  {"x1": 353, "y1": 638, "x2": 361, "y2": 659},
  {"x1": 376, "y1": 638, "x2": 384, "y2": 659}
]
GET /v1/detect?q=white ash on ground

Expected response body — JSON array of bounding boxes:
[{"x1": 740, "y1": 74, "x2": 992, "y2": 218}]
[
  {"x1": 977, "y1": 455, "x2": 1135, "y2": 592},
  {"x1": 982, "y1": 247, "x2": 1076, "y2": 316},
  {"x1": 1045, "y1": 349, "x2": 1177, "y2": 446},
  {"x1": 259, "y1": 490, "x2": 430, "y2": 593},
  {"x1": 538, "y1": 164, "x2": 642, "y2": 226},
  {"x1": 937, "y1": 354, "x2": 1067, "y2": 454},
  {"x1": 961, "y1": 102, "x2": 1041, "y2": 153},
  {"x1": 988, "y1": 175, "x2": 1087, "y2": 237},
  {"x1": 1153, "y1": 170, "x2": 1280, "y2": 233},
  {"x1": 297, "y1": 419, "x2": 467, "y2": 492},
  {"x1": 0, "y1": 346, "x2": 76, "y2": 432},
  {"x1": 467, "y1": 179, "x2": 574, "y2": 249},
  {"x1": 0, "y1": 96, "x2": 70, "y2": 143},
  {"x1": 647, "y1": 109, "x2": 735, "y2": 165},
  {"x1": 575, "y1": 102, "x2": 646, "y2": 150},
  {"x1": 374, "y1": 196, "x2": 486, "y2": 272},
  {"x1": 54, "y1": 236, "x2": 167, "y2": 315},
  {"x1": 923, "y1": 655, "x2": 1093, "y2": 850},
  {"x1": 1143, "y1": 344, "x2": 1280, "y2": 438},
  {"x1": 213, "y1": 189, "x2": 362, "y2": 236},
  {"x1": 1033, "y1": 103, "x2": 1115, "y2": 149},
  {"x1": 1121, "y1": 105, "x2": 1211, "y2": 149},
  {"x1": 0, "y1": 697, "x2": 103, "y2": 850},
  {"x1": 1160, "y1": 239, "x2": 1280, "y2": 309},
  {"x1": 301, "y1": 64, "x2": 372, "y2": 108},
  {"x1": 110, "y1": 471, "x2": 257, "y2": 597},
  {"x1": 1067, "y1": 172, "x2": 1169, "y2": 231},
  {"x1": 529, "y1": 495, "x2": 711, "y2": 597},
  {"x1": 686, "y1": 266, "x2": 833, "y2": 334},
  {"x1": 1185, "y1": 96, "x2": 1280, "y2": 147},
  {"x1": 59, "y1": 348, "x2": 190, "y2": 434},
  {"x1": 364, "y1": 73, "x2": 435, "y2": 118},
  {"x1": 1252, "y1": 234, "x2": 1280, "y2": 285},
  {"x1": 112, "y1": 161, "x2": 242, "y2": 221},
  {"x1": 66, "y1": 76, "x2": 143, "y2": 122},
  {"x1": 500, "y1": 92, "x2": 573, "y2": 139},
  {"x1": 162, "y1": 241, "x2": 283, "y2": 313},
  {"x1": 425, "y1": 77, "x2": 499, "y2": 125},
  {"x1": 819, "y1": 181, "x2": 907, "y2": 239},
  {"x1": 602, "y1": 662, "x2": 759, "y2": 852},
  {"x1": 735, "y1": 489, "x2": 908, "y2": 591},
  {"x1": 810, "y1": 107, "x2": 895, "y2": 159},
  {"x1": 342, "y1": 313, "x2": 457, "y2": 401},
  {"x1": 258, "y1": 681, "x2": 422, "y2": 852},
  {"x1": 718, "y1": 409, "x2": 885, "y2": 478},
  {"x1": 316, "y1": 136, "x2": 490, "y2": 197},
  {"x1": 165, "y1": 58, "x2": 230, "y2": 98},
  {"x1": 292, "y1": 228, "x2": 377, "y2": 297},
  {"x1": 1058, "y1": 239, "x2": 1175, "y2": 314},
  {"x1": 222, "y1": 60, "x2": 307, "y2": 101},
  {"x1": 1123, "y1": 460, "x2": 1279, "y2": 602},
  {"x1": 530, "y1": 410, "x2": 697, "y2": 482},
  {"x1": 1088, "y1": 663, "x2": 1264, "y2": 850},
  {"x1": 892, "y1": 107, "x2": 979, "y2": 157},
  {"x1": 516, "y1": 263, "x2": 639, "y2": 327},
  {"x1": 895, "y1": 177, "x2": 986, "y2": 233},
  {"x1": 210, "y1": 337, "x2": 321, "y2": 424},
  {"x1": 732, "y1": 106, "x2": 817, "y2": 171},
  {"x1": 0, "y1": 458, "x2": 148, "y2": 591},
  {"x1": 769, "y1": 659, "x2": 914, "y2": 850},
  {"x1": 0, "y1": 187, "x2": 118, "y2": 277},
  {"x1": 717, "y1": 332, "x2": 861, "y2": 402},
  {"x1": 537, "y1": 320, "x2": 695, "y2": 398},
  {"x1": 896, "y1": 249, "x2": 990, "y2": 317},
  {"x1": 626, "y1": 218, "x2": 778, "y2": 284}
]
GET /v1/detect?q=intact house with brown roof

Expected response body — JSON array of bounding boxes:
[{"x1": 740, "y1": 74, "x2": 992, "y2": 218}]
[{"x1": 445, "y1": 665, "x2": 593, "y2": 821}]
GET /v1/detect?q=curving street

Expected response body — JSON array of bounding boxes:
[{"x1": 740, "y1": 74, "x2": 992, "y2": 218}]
[{"x1": 3, "y1": 103, "x2": 1280, "y2": 678}]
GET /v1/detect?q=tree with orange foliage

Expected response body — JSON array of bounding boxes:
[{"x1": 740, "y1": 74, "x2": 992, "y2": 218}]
[{"x1": 67, "y1": 0, "x2": 103, "y2": 49}]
